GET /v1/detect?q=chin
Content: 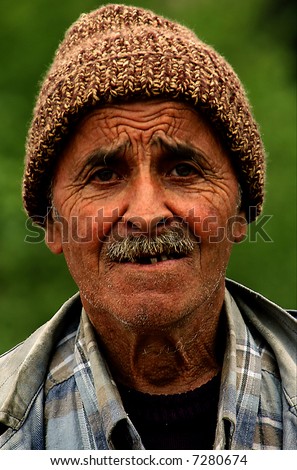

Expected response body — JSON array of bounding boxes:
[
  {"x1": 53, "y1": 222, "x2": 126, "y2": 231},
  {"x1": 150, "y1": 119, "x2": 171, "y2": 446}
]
[{"x1": 105, "y1": 294, "x2": 198, "y2": 331}]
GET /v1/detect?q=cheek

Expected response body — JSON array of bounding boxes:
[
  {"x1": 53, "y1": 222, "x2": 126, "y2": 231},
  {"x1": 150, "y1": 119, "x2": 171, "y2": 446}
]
[
  {"x1": 186, "y1": 204, "x2": 232, "y2": 244},
  {"x1": 64, "y1": 201, "x2": 120, "y2": 245}
]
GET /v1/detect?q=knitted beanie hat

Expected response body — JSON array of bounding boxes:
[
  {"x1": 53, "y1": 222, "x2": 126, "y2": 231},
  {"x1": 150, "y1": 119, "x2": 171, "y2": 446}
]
[{"x1": 23, "y1": 3, "x2": 265, "y2": 224}]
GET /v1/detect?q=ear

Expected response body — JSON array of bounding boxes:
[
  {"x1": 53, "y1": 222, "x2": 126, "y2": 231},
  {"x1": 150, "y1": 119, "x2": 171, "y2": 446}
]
[
  {"x1": 45, "y1": 218, "x2": 63, "y2": 254},
  {"x1": 231, "y1": 210, "x2": 248, "y2": 244}
]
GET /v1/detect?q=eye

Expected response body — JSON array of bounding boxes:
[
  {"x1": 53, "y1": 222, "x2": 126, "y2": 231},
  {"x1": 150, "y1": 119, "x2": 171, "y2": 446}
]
[
  {"x1": 170, "y1": 163, "x2": 199, "y2": 177},
  {"x1": 92, "y1": 168, "x2": 119, "y2": 182}
]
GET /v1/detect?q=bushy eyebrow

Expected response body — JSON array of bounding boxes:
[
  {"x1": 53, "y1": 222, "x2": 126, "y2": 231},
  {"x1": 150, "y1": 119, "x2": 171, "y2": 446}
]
[
  {"x1": 75, "y1": 136, "x2": 211, "y2": 181},
  {"x1": 152, "y1": 136, "x2": 211, "y2": 167},
  {"x1": 76, "y1": 143, "x2": 127, "y2": 179}
]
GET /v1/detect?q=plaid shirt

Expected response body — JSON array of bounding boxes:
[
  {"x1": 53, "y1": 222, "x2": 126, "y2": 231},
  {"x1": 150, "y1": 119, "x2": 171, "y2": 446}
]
[{"x1": 0, "y1": 280, "x2": 296, "y2": 449}]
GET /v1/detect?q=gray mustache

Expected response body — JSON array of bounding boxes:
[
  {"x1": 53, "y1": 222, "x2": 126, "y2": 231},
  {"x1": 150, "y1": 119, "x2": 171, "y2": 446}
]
[{"x1": 107, "y1": 227, "x2": 195, "y2": 263}]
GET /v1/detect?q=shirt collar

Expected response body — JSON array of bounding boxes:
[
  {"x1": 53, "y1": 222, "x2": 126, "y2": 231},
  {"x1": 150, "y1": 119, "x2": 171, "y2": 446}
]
[
  {"x1": 78, "y1": 289, "x2": 263, "y2": 450},
  {"x1": 77, "y1": 309, "x2": 144, "y2": 449},
  {"x1": 214, "y1": 288, "x2": 263, "y2": 449}
]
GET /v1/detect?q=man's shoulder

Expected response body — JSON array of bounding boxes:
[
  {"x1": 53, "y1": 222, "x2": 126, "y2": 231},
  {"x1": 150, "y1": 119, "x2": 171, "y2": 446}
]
[
  {"x1": 0, "y1": 293, "x2": 82, "y2": 429},
  {"x1": 226, "y1": 278, "x2": 296, "y2": 322},
  {"x1": 0, "y1": 292, "x2": 82, "y2": 366},
  {"x1": 226, "y1": 278, "x2": 297, "y2": 411}
]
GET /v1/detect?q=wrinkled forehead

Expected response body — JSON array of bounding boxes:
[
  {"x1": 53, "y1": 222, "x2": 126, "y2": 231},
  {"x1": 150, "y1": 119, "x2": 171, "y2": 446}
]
[
  {"x1": 61, "y1": 99, "x2": 226, "y2": 157},
  {"x1": 54, "y1": 99, "x2": 232, "y2": 179}
]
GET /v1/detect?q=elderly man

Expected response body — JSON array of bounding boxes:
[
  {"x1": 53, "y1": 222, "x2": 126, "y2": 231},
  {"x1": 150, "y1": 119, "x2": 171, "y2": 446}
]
[{"x1": 0, "y1": 4, "x2": 296, "y2": 450}]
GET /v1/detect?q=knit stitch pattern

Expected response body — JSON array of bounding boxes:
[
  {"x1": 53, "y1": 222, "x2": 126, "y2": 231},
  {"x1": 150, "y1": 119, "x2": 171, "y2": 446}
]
[{"x1": 23, "y1": 4, "x2": 265, "y2": 224}]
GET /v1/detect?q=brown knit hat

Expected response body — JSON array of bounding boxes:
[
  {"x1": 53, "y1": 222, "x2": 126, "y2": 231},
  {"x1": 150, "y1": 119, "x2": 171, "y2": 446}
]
[{"x1": 23, "y1": 3, "x2": 265, "y2": 224}]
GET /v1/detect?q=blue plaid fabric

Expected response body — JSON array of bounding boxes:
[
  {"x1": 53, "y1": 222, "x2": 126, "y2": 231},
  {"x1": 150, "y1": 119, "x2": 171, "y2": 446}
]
[{"x1": 0, "y1": 280, "x2": 296, "y2": 449}]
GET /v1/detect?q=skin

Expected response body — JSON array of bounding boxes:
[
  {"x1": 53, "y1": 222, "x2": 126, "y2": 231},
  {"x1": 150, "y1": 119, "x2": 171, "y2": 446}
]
[{"x1": 46, "y1": 99, "x2": 247, "y2": 394}]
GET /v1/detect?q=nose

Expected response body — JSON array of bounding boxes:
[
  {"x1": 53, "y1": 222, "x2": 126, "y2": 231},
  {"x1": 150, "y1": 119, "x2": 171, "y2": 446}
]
[{"x1": 122, "y1": 176, "x2": 173, "y2": 235}]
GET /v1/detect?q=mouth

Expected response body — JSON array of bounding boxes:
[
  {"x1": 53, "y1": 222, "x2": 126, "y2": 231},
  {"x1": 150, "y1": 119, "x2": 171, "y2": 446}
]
[
  {"x1": 107, "y1": 229, "x2": 195, "y2": 266},
  {"x1": 119, "y1": 252, "x2": 186, "y2": 265}
]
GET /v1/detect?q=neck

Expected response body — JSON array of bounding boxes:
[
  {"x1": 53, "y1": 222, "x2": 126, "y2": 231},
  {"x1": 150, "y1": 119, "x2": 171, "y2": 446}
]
[{"x1": 83, "y1": 292, "x2": 226, "y2": 395}]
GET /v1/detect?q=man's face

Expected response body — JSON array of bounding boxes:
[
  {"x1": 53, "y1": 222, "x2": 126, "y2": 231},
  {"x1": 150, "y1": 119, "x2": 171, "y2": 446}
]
[{"x1": 47, "y1": 100, "x2": 246, "y2": 331}]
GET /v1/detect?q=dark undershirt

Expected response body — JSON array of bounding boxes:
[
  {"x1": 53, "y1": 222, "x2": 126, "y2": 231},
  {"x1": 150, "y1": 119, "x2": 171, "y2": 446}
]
[{"x1": 115, "y1": 374, "x2": 221, "y2": 450}]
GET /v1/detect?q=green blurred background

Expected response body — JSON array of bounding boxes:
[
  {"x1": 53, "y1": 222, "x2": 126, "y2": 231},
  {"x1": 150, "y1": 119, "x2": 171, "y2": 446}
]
[{"x1": 0, "y1": 0, "x2": 296, "y2": 354}]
